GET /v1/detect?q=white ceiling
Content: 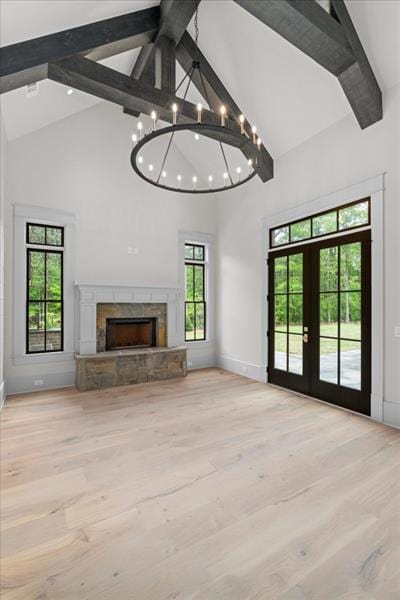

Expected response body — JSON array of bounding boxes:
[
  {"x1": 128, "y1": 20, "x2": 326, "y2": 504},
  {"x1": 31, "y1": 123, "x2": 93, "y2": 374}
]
[{"x1": 1, "y1": 0, "x2": 399, "y2": 158}]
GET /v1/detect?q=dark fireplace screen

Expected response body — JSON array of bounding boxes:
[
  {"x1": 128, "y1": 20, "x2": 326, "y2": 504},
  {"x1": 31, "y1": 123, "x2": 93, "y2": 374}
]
[{"x1": 106, "y1": 317, "x2": 157, "y2": 351}]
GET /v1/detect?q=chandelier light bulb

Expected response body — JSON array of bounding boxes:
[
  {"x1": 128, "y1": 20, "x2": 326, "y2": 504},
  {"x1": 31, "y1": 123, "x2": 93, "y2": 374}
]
[
  {"x1": 208, "y1": 175, "x2": 213, "y2": 188},
  {"x1": 194, "y1": 133, "x2": 200, "y2": 141},
  {"x1": 220, "y1": 105, "x2": 226, "y2": 126},
  {"x1": 151, "y1": 110, "x2": 157, "y2": 131},
  {"x1": 131, "y1": 133, "x2": 137, "y2": 144},
  {"x1": 192, "y1": 176, "x2": 198, "y2": 188},
  {"x1": 138, "y1": 156, "x2": 143, "y2": 164},
  {"x1": 223, "y1": 172, "x2": 229, "y2": 186},
  {"x1": 162, "y1": 171, "x2": 167, "y2": 178},
  {"x1": 257, "y1": 137, "x2": 262, "y2": 149},
  {"x1": 148, "y1": 164, "x2": 154, "y2": 172},
  {"x1": 67, "y1": 88, "x2": 73, "y2": 96},
  {"x1": 172, "y1": 103, "x2": 178, "y2": 125},
  {"x1": 251, "y1": 125, "x2": 257, "y2": 144},
  {"x1": 177, "y1": 174, "x2": 182, "y2": 187},
  {"x1": 248, "y1": 158, "x2": 253, "y2": 172},
  {"x1": 239, "y1": 114, "x2": 245, "y2": 134},
  {"x1": 236, "y1": 166, "x2": 242, "y2": 181},
  {"x1": 197, "y1": 103, "x2": 203, "y2": 123},
  {"x1": 137, "y1": 121, "x2": 143, "y2": 140}
]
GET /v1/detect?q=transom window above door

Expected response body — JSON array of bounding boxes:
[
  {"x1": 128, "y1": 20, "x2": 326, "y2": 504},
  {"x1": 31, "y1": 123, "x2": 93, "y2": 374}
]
[{"x1": 270, "y1": 198, "x2": 370, "y2": 248}]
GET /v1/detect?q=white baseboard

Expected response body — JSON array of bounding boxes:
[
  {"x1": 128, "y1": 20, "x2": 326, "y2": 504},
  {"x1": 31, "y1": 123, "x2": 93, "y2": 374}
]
[
  {"x1": 0, "y1": 380, "x2": 5, "y2": 409},
  {"x1": 383, "y1": 400, "x2": 400, "y2": 429},
  {"x1": 217, "y1": 354, "x2": 264, "y2": 382},
  {"x1": 187, "y1": 341, "x2": 216, "y2": 370},
  {"x1": 6, "y1": 371, "x2": 76, "y2": 396}
]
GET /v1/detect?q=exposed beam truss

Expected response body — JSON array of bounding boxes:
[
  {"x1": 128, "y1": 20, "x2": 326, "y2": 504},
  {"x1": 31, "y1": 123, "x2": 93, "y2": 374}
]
[
  {"x1": 233, "y1": 0, "x2": 382, "y2": 129},
  {"x1": 0, "y1": 6, "x2": 160, "y2": 94}
]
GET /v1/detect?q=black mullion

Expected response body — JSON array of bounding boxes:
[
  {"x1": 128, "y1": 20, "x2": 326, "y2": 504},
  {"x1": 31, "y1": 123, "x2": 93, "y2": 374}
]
[
  {"x1": 44, "y1": 250, "x2": 47, "y2": 351},
  {"x1": 286, "y1": 255, "x2": 289, "y2": 372},
  {"x1": 337, "y1": 245, "x2": 341, "y2": 386},
  {"x1": 193, "y1": 264, "x2": 196, "y2": 340}
]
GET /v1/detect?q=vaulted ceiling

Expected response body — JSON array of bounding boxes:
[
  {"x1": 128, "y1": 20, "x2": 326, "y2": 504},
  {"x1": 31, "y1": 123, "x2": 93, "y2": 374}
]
[{"x1": 1, "y1": 0, "x2": 399, "y2": 160}]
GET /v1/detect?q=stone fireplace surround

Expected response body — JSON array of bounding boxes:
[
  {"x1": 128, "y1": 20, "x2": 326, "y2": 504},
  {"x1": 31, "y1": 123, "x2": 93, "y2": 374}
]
[{"x1": 75, "y1": 285, "x2": 186, "y2": 390}]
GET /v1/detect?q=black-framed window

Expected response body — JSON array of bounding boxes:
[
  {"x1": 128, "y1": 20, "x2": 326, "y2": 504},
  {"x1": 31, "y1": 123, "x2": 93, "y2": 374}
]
[
  {"x1": 185, "y1": 243, "x2": 206, "y2": 342},
  {"x1": 270, "y1": 198, "x2": 370, "y2": 249},
  {"x1": 26, "y1": 223, "x2": 64, "y2": 354}
]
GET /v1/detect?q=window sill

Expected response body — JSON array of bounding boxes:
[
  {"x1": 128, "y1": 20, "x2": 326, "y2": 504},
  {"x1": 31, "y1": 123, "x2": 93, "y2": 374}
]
[
  {"x1": 13, "y1": 351, "x2": 75, "y2": 366},
  {"x1": 184, "y1": 339, "x2": 215, "y2": 347}
]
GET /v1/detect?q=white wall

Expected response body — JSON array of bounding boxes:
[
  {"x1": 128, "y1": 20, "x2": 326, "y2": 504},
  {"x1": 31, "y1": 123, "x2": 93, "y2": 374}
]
[
  {"x1": 0, "y1": 113, "x2": 6, "y2": 407},
  {"x1": 217, "y1": 84, "x2": 400, "y2": 427},
  {"x1": 4, "y1": 102, "x2": 217, "y2": 393}
]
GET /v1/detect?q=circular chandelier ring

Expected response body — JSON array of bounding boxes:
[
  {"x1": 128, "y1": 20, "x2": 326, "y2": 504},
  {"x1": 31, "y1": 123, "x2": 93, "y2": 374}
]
[{"x1": 130, "y1": 123, "x2": 259, "y2": 194}]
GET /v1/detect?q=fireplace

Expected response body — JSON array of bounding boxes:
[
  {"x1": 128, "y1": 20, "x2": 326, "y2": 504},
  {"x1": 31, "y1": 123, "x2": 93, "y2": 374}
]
[{"x1": 105, "y1": 317, "x2": 157, "y2": 351}]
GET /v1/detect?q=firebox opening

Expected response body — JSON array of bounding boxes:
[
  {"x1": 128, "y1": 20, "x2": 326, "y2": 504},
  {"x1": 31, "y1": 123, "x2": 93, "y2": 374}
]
[{"x1": 105, "y1": 317, "x2": 157, "y2": 351}]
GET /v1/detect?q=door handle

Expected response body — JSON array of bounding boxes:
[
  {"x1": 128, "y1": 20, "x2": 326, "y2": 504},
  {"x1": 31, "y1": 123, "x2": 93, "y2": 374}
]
[{"x1": 303, "y1": 334, "x2": 309, "y2": 343}]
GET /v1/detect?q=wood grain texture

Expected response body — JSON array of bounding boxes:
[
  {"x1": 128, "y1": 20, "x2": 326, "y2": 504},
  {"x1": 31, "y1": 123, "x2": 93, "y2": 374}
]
[{"x1": 1, "y1": 369, "x2": 399, "y2": 599}]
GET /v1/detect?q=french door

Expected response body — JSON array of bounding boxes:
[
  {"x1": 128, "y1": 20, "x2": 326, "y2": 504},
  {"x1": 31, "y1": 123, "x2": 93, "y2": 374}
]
[{"x1": 268, "y1": 230, "x2": 371, "y2": 415}]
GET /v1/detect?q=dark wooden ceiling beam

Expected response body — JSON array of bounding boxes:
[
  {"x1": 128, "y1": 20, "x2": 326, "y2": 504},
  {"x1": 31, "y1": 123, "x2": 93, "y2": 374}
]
[
  {"x1": 0, "y1": 6, "x2": 160, "y2": 94},
  {"x1": 331, "y1": 0, "x2": 382, "y2": 129},
  {"x1": 47, "y1": 56, "x2": 273, "y2": 182},
  {"x1": 233, "y1": 0, "x2": 355, "y2": 76},
  {"x1": 176, "y1": 31, "x2": 273, "y2": 180},
  {"x1": 155, "y1": 36, "x2": 176, "y2": 94},
  {"x1": 124, "y1": 0, "x2": 200, "y2": 116}
]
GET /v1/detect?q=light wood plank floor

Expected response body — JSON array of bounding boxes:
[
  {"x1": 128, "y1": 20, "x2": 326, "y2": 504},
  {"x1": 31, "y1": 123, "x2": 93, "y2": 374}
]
[{"x1": 1, "y1": 369, "x2": 399, "y2": 599}]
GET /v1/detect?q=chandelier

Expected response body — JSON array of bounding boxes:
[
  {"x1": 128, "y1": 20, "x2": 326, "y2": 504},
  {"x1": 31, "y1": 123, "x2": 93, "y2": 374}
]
[{"x1": 130, "y1": 9, "x2": 261, "y2": 194}]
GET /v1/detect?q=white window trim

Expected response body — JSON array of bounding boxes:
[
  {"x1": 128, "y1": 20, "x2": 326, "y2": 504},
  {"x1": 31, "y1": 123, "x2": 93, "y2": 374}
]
[
  {"x1": 13, "y1": 204, "x2": 75, "y2": 365},
  {"x1": 261, "y1": 173, "x2": 384, "y2": 423},
  {"x1": 178, "y1": 230, "x2": 216, "y2": 346}
]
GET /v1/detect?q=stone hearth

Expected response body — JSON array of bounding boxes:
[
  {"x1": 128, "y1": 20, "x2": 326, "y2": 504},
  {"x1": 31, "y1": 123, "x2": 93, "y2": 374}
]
[{"x1": 76, "y1": 346, "x2": 187, "y2": 391}]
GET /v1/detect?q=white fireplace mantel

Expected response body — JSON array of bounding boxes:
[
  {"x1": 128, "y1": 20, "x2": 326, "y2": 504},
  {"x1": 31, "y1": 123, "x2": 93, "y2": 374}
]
[{"x1": 75, "y1": 284, "x2": 184, "y2": 355}]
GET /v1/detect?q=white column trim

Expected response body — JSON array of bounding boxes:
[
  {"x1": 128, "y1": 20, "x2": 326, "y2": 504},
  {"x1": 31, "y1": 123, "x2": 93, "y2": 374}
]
[{"x1": 261, "y1": 173, "x2": 385, "y2": 422}]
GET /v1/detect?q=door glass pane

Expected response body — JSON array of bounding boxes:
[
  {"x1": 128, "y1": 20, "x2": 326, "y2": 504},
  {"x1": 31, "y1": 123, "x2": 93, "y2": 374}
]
[
  {"x1": 289, "y1": 254, "x2": 303, "y2": 292},
  {"x1": 274, "y1": 296, "x2": 287, "y2": 331},
  {"x1": 340, "y1": 242, "x2": 361, "y2": 291},
  {"x1": 320, "y1": 293, "x2": 338, "y2": 337},
  {"x1": 274, "y1": 257, "x2": 287, "y2": 293},
  {"x1": 339, "y1": 201, "x2": 369, "y2": 230},
  {"x1": 320, "y1": 338, "x2": 338, "y2": 384},
  {"x1": 313, "y1": 211, "x2": 337, "y2": 236},
  {"x1": 340, "y1": 340, "x2": 361, "y2": 390},
  {"x1": 290, "y1": 219, "x2": 311, "y2": 242},
  {"x1": 46, "y1": 253, "x2": 62, "y2": 300},
  {"x1": 289, "y1": 295, "x2": 302, "y2": 333},
  {"x1": 28, "y1": 251, "x2": 45, "y2": 300},
  {"x1": 320, "y1": 247, "x2": 338, "y2": 292},
  {"x1": 289, "y1": 334, "x2": 303, "y2": 375},
  {"x1": 272, "y1": 226, "x2": 289, "y2": 247},
  {"x1": 28, "y1": 302, "x2": 45, "y2": 352},
  {"x1": 340, "y1": 292, "x2": 361, "y2": 340},
  {"x1": 274, "y1": 332, "x2": 287, "y2": 371}
]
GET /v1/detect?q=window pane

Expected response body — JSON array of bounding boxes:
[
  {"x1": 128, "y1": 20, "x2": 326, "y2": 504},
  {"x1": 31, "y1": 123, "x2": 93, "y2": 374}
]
[
  {"x1": 289, "y1": 254, "x2": 303, "y2": 292},
  {"x1": 194, "y1": 245, "x2": 204, "y2": 261},
  {"x1": 275, "y1": 296, "x2": 287, "y2": 331},
  {"x1": 274, "y1": 256, "x2": 287, "y2": 293},
  {"x1": 313, "y1": 211, "x2": 337, "y2": 236},
  {"x1": 185, "y1": 245, "x2": 194, "y2": 259},
  {"x1": 340, "y1": 340, "x2": 361, "y2": 390},
  {"x1": 46, "y1": 227, "x2": 63, "y2": 246},
  {"x1": 185, "y1": 303, "x2": 195, "y2": 340},
  {"x1": 289, "y1": 295, "x2": 302, "y2": 333},
  {"x1": 28, "y1": 302, "x2": 45, "y2": 352},
  {"x1": 272, "y1": 226, "x2": 289, "y2": 247},
  {"x1": 288, "y1": 334, "x2": 303, "y2": 375},
  {"x1": 339, "y1": 201, "x2": 369, "y2": 230},
  {"x1": 185, "y1": 265, "x2": 194, "y2": 301},
  {"x1": 46, "y1": 303, "x2": 62, "y2": 351},
  {"x1": 290, "y1": 219, "x2": 311, "y2": 242},
  {"x1": 340, "y1": 242, "x2": 361, "y2": 291},
  {"x1": 320, "y1": 338, "x2": 338, "y2": 384},
  {"x1": 320, "y1": 247, "x2": 338, "y2": 292},
  {"x1": 340, "y1": 292, "x2": 361, "y2": 340},
  {"x1": 46, "y1": 253, "x2": 62, "y2": 300},
  {"x1": 28, "y1": 224, "x2": 45, "y2": 244},
  {"x1": 194, "y1": 265, "x2": 204, "y2": 301},
  {"x1": 320, "y1": 293, "x2": 338, "y2": 337},
  {"x1": 195, "y1": 303, "x2": 205, "y2": 339},
  {"x1": 274, "y1": 332, "x2": 287, "y2": 371},
  {"x1": 28, "y1": 251, "x2": 45, "y2": 300}
]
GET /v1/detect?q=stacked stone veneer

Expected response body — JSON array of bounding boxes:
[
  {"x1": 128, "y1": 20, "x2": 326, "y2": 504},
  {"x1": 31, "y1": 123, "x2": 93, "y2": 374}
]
[
  {"x1": 96, "y1": 302, "x2": 167, "y2": 352},
  {"x1": 76, "y1": 346, "x2": 187, "y2": 391}
]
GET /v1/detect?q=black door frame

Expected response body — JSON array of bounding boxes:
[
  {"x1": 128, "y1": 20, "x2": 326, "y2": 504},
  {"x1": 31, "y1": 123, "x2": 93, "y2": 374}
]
[{"x1": 268, "y1": 230, "x2": 371, "y2": 416}]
